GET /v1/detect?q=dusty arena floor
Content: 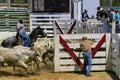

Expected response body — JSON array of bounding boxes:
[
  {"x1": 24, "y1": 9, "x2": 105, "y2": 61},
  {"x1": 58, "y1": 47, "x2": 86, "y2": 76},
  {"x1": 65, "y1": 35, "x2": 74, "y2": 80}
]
[{"x1": 0, "y1": 63, "x2": 119, "y2": 80}]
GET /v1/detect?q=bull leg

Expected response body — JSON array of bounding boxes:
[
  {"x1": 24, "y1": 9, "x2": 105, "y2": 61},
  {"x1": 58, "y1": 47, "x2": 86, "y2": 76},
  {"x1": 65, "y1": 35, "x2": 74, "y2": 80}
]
[
  {"x1": 13, "y1": 65, "x2": 16, "y2": 71},
  {"x1": 0, "y1": 62, "x2": 4, "y2": 76},
  {"x1": 0, "y1": 63, "x2": 2, "y2": 76},
  {"x1": 32, "y1": 57, "x2": 41, "y2": 72},
  {"x1": 35, "y1": 60, "x2": 41, "y2": 71},
  {"x1": 42, "y1": 52, "x2": 54, "y2": 66},
  {"x1": 17, "y1": 61, "x2": 28, "y2": 73},
  {"x1": 1, "y1": 62, "x2": 4, "y2": 67},
  {"x1": 42, "y1": 52, "x2": 48, "y2": 65},
  {"x1": 35, "y1": 56, "x2": 42, "y2": 70}
]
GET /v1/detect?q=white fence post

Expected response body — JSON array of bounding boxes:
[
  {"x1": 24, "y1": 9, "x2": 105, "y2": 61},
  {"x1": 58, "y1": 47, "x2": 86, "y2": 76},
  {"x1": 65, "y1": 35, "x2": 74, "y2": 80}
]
[
  {"x1": 112, "y1": 21, "x2": 116, "y2": 34},
  {"x1": 111, "y1": 34, "x2": 120, "y2": 79},
  {"x1": 105, "y1": 33, "x2": 112, "y2": 71}
]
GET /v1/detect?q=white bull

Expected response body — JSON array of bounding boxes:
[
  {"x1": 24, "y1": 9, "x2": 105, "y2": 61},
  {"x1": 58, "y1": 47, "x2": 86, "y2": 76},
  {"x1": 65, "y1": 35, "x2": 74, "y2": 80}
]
[
  {"x1": 0, "y1": 45, "x2": 41, "y2": 74},
  {"x1": 33, "y1": 38, "x2": 54, "y2": 65},
  {"x1": 13, "y1": 45, "x2": 42, "y2": 70}
]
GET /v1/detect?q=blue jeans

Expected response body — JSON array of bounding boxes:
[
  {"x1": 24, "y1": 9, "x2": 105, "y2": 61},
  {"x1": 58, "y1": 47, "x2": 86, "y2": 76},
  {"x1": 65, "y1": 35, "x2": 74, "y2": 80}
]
[
  {"x1": 20, "y1": 32, "x2": 30, "y2": 47},
  {"x1": 82, "y1": 52, "x2": 92, "y2": 75}
]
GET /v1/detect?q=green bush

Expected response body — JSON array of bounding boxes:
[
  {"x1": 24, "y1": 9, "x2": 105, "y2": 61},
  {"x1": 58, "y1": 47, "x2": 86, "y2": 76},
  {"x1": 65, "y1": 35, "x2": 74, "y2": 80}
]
[
  {"x1": 0, "y1": 0, "x2": 6, "y2": 3},
  {"x1": 13, "y1": 0, "x2": 27, "y2": 4},
  {"x1": 113, "y1": 0, "x2": 120, "y2": 6},
  {"x1": 100, "y1": 0, "x2": 120, "y2": 6}
]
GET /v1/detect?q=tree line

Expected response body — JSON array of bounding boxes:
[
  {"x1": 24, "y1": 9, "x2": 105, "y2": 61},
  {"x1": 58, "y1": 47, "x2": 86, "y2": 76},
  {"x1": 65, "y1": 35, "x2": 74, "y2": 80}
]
[
  {"x1": 0, "y1": 0, "x2": 28, "y2": 4},
  {"x1": 100, "y1": 0, "x2": 120, "y2": 6}
]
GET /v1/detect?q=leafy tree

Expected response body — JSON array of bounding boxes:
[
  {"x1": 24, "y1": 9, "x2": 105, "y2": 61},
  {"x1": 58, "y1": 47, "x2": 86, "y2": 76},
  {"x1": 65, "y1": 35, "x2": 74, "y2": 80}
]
[
  {"x1": 113, "y1": 0, "x2": 120, "y2": 6},
  {"x1": 100, "y1": 0, "x2": 111, "y2": 6},
  {"x1": 13, "y1": 0, "x2": 27, "y2": 4},
  {"x1": 0, "y1": 0, "x2": 6, "y2": 3},
  {"x1": 101, "y1": 0, "x2": 120, "y2": 6}
]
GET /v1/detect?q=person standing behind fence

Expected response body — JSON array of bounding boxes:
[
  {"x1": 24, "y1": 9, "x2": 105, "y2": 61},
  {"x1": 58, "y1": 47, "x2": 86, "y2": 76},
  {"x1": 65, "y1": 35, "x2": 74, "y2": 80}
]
[
  {"x1": 82, "y1": 9, "x2": 89, "y2": 22},
  {"x1": 115, "y1": 10, "x2": 120, "y2": 23},
  {"x1": 109, "y1": 8, "x2": 116, "y2": 33},
  {"x1": 96, "y1": 7, "x2": 102, "y2": 21},
  {"x1": 108, "y1": 8, "x2": 116, "y2": 22},
  {"x1": 80, "y1": 36, "x2": 93, "y2": 76},
  {"x1": 115, "y1": 10, "x2": 120, "y2": 33},
  {"x1": 96, "y1": 7, "x2": 104, "y2": 33},
  {"x1": 99, "y1": 8, "x2": 109, "y2": 33},
  {"x1": 81, "y1": 9, "x2": 89, "y2": 33},
  {"x1": 16, "y1": 18, "x2": 30, "y2": 47}
]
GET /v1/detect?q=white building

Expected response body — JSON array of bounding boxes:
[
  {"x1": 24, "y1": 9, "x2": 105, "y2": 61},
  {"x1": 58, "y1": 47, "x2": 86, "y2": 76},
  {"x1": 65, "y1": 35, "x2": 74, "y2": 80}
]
[{"x1": 29, "y1": 0, "x2": 100, "y2": 37}]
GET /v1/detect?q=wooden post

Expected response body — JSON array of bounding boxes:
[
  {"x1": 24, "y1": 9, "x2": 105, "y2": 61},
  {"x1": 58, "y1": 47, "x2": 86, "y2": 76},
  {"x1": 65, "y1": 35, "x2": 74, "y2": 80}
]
[
  {"x1": 102, "y1": 18, "x2": 108, "y2": 33},
  {"x1": 106, "y1": 33, "x2": 112, "y2": 71},
  {"x1": 6, "y1": 0, "x2": 11, "y2": 9},
  {"x1": 111, "y1": 34, "x2": 120, "y2": 79},
  {"x1": 112, "y1": 20, "x2": 116, "y2": 34}
]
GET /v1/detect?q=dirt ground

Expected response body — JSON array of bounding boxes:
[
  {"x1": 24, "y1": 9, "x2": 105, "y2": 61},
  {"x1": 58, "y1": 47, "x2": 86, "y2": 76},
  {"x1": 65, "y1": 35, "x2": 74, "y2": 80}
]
[{"x1": 0, "y1": 63, "x2": 119, "y2": 80}]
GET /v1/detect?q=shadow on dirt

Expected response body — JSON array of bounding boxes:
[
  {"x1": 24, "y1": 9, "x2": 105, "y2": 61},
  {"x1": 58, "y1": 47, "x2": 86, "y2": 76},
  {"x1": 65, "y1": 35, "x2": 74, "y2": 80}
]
[
  {"x1": 72, "y1": 71, "x2": 119, "y2": 80},
  {"x1": 0, "y1": 71, "x2": 14, "y2": 77},
  {"x1": 106, "y1": 71, "x2": 119, "y2": 80},
  {"x1": 0, "y1": 70, "x2": 39, "y2": 77},
  {"x1": 0, "y1": 63, "x2": 50, "y2": 77}
]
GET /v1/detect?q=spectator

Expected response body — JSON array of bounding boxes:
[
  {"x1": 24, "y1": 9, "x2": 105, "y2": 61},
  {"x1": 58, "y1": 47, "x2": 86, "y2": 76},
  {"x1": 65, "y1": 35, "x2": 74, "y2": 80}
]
[
  {"x1": 98, "y1": 8, "x2": 110, "y2": 33},
  {"x1": 82, "y1": 9, "x2": 89, "y2": 22},
  {"x1": 109, "y1": 8, "x2": 116, "y2": 33},
  {"x1": 107, "y1": 8, "x2": 115, "y2": 22},
  {"x1": 115, "y1": 10, "x2": 120, "y2": 33},
  {"x1": 96, "y1": 6, "x2": 102, "y2": 20},
  {"x1": 115, "y1": 10, "x2": 120, "y2": 23}
]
